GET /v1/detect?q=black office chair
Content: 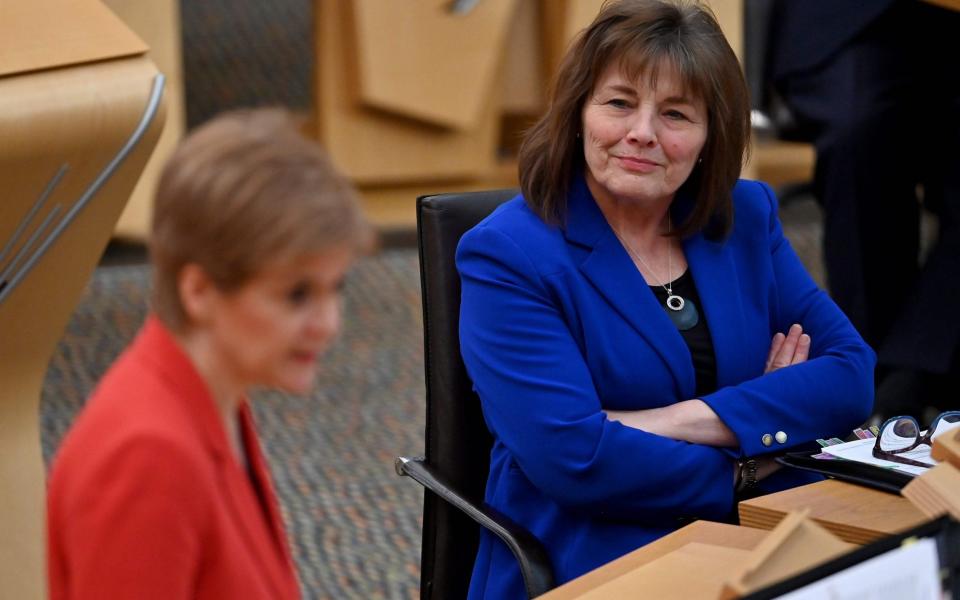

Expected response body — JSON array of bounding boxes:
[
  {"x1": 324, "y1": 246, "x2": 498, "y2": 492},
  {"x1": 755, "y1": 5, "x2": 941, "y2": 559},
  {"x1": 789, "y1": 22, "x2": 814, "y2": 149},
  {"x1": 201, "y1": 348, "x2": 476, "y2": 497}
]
[{"x1": 395, "y1": 190, "x2": 556, "y2": 599}]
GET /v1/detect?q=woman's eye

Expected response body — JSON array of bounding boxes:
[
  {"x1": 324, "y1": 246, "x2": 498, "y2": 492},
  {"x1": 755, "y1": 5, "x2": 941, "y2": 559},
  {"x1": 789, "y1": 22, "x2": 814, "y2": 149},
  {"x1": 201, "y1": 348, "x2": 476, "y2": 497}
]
[
  {"x1": 287, "y1": 282, "x2": 310, "y2": 305},
  {"x1": 664, "y1": 109, "x2": 688, "y2": 120},
  {"x1": 606, "y1": 98, "x2": 630, "y2": 108}
]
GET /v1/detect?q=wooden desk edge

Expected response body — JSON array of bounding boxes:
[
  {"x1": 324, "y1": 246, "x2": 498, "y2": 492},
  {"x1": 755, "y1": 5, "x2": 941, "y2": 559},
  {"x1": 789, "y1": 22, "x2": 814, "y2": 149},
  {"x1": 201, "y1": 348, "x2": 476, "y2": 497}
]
[
  {"x1": 540, "y1": 521, "x2": 768, "y2": 599},
  {"x1": 738, "y1": 479, "x2": 927, "y2": 539}
]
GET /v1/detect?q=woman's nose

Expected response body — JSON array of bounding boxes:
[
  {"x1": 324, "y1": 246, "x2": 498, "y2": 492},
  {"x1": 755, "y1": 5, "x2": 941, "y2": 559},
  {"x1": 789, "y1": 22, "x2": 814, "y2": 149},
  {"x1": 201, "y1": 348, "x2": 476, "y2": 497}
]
[
  {"x1": 307, "y1": 298, "x2": 341, "y2": 343},
  {"x1": 626, "y1": 109, "x2": 657, "y2": 146}
]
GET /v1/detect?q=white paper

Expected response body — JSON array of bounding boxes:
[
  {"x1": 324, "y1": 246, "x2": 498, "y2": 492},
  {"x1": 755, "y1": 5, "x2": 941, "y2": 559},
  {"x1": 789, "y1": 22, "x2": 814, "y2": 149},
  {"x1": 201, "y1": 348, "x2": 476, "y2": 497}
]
[
  {"x1": 820, "y1": 437, "x2": 932, "y2": 476},
  {"x1": 775, "y1": 537, "x2": 941, "y2": 600}
]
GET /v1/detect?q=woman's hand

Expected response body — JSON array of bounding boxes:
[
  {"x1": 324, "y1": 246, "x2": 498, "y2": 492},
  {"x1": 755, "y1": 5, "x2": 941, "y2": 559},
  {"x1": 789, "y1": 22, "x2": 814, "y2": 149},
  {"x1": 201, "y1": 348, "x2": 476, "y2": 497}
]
[{"x1": 765, "y1": 323, "x2": 811, "y2": 373}]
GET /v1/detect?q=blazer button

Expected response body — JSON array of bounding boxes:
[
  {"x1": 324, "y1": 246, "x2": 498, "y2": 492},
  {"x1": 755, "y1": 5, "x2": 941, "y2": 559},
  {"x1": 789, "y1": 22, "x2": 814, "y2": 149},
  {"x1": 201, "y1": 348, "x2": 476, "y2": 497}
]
[
  {"x1": 775, "y1": 431, "x2": 788, "y2": 444},
  {"x1": 761, "y1": 433, "x2": 773, "y2": 447}
]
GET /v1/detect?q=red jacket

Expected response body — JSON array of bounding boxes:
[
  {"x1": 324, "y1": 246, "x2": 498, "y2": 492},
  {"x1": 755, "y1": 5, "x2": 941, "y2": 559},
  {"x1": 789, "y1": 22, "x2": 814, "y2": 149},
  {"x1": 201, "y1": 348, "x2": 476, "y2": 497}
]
[{"x1": 47, "y1": 316, "x2": 301, "y2": 599}]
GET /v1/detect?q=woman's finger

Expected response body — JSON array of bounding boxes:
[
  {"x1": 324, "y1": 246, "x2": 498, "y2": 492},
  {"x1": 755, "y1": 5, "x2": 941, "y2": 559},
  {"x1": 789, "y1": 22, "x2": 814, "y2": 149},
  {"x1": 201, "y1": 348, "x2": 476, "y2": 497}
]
[
  {"x1": 772, "y1": 324, "x2": 802, "y2": 370},
  {"x1": 765, "y1": 332, "x2": 786, "y2": 372},
  {"x1": 792, "y1": 333, "x2": 811, "y2": 364}
]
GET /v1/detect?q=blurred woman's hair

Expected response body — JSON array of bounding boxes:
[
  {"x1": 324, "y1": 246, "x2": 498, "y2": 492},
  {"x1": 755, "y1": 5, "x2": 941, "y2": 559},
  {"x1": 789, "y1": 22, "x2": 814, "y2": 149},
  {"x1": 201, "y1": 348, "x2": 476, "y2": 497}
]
[{"x1": 151, "y1": 108, "x2": 373, "y2": 330}]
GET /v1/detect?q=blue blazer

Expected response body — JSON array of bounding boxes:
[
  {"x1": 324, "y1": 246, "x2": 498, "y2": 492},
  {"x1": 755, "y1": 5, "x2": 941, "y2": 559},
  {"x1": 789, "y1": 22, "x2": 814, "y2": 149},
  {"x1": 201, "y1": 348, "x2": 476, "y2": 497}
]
[{"x1": 457, "y1": 177, "x2": 875, "y2": 599}]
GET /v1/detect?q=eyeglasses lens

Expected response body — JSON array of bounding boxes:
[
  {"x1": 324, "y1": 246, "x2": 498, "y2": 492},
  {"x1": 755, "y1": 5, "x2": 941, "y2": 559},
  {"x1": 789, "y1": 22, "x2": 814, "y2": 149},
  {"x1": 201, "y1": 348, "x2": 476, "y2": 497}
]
[
  {"x1": 879, "y1": 417, "x2": 919, "y2": 452},
  {"x1": 930, "y1": 412, "x2": 960, "y2": 442}
]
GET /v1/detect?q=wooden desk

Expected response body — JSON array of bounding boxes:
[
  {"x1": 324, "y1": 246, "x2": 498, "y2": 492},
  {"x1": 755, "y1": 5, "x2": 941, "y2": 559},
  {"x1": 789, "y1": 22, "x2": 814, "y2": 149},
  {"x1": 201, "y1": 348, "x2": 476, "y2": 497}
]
[
  {"x1": 923, "y1": 0, "x2": 960, "y2": 12},
  {"x1": 739, "y1": 479, "x2": 928, "y2": 545},
  {"x1": 543, "y1": 480, "x2": 928, "y2": 598},
  {"x1": 542, "y1": 521, "x2": 768, "y2": 599}
]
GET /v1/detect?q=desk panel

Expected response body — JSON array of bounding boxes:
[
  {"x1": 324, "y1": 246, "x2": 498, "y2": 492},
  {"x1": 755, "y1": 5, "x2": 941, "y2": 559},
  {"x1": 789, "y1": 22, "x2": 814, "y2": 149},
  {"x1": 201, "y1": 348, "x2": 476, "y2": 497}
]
[
  {"x1": 542, "y1": 521, "x2": 767, "y2": 599},
  {"x1": 739, "y1": 479, "x2": 928, "y2": 545}
]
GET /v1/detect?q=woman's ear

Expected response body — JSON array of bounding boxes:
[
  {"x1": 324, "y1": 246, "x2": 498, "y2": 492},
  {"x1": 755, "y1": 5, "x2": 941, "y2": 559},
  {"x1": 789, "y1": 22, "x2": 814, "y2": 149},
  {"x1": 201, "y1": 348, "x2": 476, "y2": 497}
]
[{"x1": 177, "y1": 263, "x2": 217, "y2": 325}]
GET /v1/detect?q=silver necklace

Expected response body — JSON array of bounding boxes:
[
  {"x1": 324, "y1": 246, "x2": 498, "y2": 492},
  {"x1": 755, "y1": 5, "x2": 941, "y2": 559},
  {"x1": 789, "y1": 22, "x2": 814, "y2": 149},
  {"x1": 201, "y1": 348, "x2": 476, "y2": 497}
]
[
  {"x1": 615, "y1": 215, "x2": 685, "y2": 311},
  {"x1": 615, "y1": 214, "x2": 700, "y2": 331}
]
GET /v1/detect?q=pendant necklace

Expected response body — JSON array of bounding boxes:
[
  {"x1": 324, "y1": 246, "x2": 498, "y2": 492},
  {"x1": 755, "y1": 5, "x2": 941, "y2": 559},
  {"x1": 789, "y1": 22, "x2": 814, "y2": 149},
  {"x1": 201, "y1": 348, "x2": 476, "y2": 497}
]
[{"x1": 615, "y1": 215, "x2": 700, "y2": 331}]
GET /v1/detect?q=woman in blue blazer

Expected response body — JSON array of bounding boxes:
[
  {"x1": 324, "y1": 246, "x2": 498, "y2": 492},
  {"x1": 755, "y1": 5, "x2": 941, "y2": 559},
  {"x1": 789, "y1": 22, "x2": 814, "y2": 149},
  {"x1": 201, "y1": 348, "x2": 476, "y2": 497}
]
[{"x1": 456, "y1": 2, "x2": 875, "y2": 598}]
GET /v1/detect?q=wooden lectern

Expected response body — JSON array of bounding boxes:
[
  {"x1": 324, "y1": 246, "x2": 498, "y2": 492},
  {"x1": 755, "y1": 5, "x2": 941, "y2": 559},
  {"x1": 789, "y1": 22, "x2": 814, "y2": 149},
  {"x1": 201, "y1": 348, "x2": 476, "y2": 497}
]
[{"x1": 0, "y1": 1, "x2": 165, "y2": 597}]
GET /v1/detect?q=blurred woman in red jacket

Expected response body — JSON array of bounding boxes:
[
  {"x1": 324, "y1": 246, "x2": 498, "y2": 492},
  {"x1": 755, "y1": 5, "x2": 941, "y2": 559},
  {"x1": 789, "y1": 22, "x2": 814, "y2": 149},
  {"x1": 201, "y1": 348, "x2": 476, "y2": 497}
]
[{"x1": 47, "y1": 109, "x2": 372, "y2": 599}]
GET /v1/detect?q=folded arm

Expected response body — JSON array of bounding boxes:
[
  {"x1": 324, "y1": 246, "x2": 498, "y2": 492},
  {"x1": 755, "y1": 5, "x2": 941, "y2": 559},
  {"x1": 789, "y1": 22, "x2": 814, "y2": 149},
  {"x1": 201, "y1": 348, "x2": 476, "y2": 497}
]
[{"x1": 606, "y1": 323, "x2": 812, "y2": 447}]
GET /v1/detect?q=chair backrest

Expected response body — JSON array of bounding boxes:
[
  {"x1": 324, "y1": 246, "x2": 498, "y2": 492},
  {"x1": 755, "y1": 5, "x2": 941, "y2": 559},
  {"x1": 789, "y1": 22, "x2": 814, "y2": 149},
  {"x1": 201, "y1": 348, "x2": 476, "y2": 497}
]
[{"x1": 416, "y1": 188, "x2": 518, "y2": 600}]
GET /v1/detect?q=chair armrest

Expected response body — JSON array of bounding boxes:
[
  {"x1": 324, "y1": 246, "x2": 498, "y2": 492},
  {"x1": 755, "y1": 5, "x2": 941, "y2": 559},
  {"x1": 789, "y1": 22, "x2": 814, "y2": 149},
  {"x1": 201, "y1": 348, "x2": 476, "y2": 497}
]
[{"x1": 395, "y1": 456, "x2": 555, "y2": 598}]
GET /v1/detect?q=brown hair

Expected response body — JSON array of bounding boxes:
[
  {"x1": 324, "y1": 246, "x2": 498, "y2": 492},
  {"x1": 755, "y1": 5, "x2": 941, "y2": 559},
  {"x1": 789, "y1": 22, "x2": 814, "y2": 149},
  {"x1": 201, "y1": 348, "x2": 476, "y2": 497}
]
[
  {"x1": 518, "y1": 0, "x2": 750, "y2": 238},
  {"x1": 150, "y1": 108, "x2": 373, "y2": 330}
]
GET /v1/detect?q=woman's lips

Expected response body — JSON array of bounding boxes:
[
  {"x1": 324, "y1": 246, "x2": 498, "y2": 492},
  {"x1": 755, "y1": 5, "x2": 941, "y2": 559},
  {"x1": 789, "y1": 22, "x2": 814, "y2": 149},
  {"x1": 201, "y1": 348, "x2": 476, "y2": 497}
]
[
  {"x1": 616, "y1": 156, "x2": 660, "y2": 172},
  {"x1": 291, "y1": 350, "x2": 318, "y2": 364}
]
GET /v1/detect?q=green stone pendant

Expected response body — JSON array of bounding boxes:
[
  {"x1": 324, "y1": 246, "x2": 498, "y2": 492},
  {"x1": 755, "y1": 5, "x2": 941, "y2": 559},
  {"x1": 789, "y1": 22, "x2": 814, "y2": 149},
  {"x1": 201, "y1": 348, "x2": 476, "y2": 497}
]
[{"x1": 665, "y1": 294, "x2": 699, "y2": 331}]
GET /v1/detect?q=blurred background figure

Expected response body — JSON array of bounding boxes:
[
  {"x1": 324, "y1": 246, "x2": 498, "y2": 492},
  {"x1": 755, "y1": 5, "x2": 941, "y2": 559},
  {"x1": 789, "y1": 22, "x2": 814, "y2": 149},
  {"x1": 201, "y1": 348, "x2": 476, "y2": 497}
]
[
  {"x1": 767, "y1": 0, "x2": 960, "y2": 421},
  {"x1": 46, "y1": 109, "x2": 371, "y2": 600}
]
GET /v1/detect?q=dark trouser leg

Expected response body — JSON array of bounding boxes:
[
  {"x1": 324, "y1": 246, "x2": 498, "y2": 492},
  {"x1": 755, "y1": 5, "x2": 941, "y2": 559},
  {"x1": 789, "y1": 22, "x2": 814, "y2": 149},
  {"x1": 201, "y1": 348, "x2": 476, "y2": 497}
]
[
  {"x1": 775, "y1": 7, "x2": 922, "y2": 349},
  {"x1": 878, "y1": 55, "x2": 960, "y2": 413},
  {"x1": 775, "y1": 2, "x2": 960, "y2": 418}
]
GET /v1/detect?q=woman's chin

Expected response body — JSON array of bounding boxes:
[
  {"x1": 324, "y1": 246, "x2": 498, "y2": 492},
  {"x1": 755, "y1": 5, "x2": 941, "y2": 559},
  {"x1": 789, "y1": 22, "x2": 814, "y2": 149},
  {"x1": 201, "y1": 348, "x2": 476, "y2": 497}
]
[
  {"x1": 284, "y1": 378, "x2": 318, "y2": 396},
  {"x1": 269, "y1": 369, "x2": 319, "y2": 396}
]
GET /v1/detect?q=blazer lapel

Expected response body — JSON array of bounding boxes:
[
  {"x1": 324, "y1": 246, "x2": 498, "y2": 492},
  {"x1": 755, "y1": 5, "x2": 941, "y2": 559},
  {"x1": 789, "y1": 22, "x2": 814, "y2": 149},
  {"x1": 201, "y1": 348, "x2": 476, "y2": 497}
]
[
  {"x1": 218, "y1": 464, "x2": 292, "y2": 599},
  {"x1": 683, "y1": 233, "x2": 750, "y2": 389},
  {"x1": 138, "y1": 319, "x2": 295, "y2": 599},
  {"x1": 563, "y1": 178, "x2": 693, "y2": 397},
  {"x1": 238, "y1": 403, "x2": 298, "y2": 577}
]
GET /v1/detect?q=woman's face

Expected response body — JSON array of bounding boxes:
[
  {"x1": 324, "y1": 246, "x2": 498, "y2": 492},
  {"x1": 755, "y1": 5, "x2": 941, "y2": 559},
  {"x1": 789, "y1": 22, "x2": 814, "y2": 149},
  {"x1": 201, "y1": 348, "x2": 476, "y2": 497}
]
[
  {"x1": 581, "y1": 61, "x2": 708, "y2": 209},
  {"x1": 200, "y1": 248, "x2": 353, "y2": 395}
]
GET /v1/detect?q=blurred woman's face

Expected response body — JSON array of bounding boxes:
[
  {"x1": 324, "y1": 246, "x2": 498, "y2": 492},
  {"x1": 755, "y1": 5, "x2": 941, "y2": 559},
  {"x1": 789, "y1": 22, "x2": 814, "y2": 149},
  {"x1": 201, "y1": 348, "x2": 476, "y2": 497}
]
[
  {"x1": 202, "y1": 248, "x2": 353, "y2": 395},
  {"x1": 581, "y1": 61, "x2": 707, "y2": 209}
]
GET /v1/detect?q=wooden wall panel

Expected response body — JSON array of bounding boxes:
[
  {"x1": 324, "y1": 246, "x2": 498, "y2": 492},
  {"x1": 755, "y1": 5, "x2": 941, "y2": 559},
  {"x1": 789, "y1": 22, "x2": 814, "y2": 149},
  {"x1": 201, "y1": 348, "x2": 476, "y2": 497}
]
[
  {"x1": 315, "y1": 0, "x2": 507, "y2": 185},
  {"x1": 352, "y1": 0, "x2": 518, "y2": 130}
]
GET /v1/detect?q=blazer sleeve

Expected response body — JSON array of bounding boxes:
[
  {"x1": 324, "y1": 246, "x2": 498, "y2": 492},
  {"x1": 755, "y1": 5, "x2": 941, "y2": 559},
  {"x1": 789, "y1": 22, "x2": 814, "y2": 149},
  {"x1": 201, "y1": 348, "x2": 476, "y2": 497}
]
[
  {"x1": 54, "y1": 435, "x2": 210, "y2": 599},
  {"x1": 699, "y1": 181, "x2": 875, "y2": 457},
  {"x1": 458, "y1": 224, "x2": 736, "y2": 521}
]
